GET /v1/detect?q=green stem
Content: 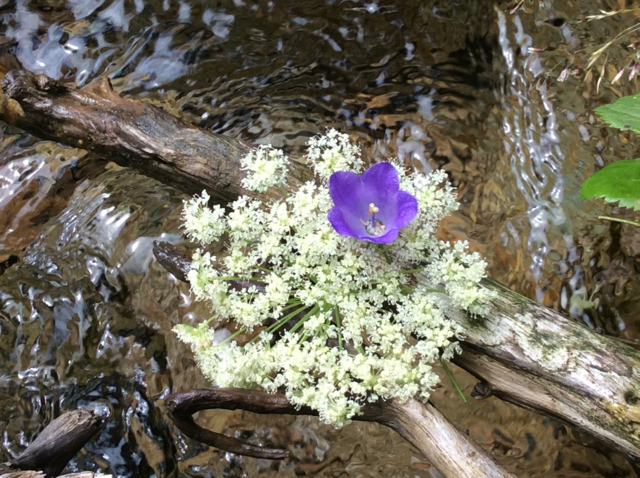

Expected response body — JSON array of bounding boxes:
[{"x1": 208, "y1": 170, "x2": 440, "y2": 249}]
[
  {"x1": 598, "y1": 216, "x2": 640, "y2": 228},
  {"x1": 424, "y1": 288, "x2": 446, "y2": 294},
  {"x1": 266, "y1": 305, "x2": 309, "y2": 333},
  {"x1": 400, "y1": 269, "x2": 424, "y2": 274},
  {"x1": 277, "y1": 185, "x2": 289, "y2": 198},
  {"x1": 290, "y1": 305, "x2": 320, "y2": 334},
  {"x1": 282, "y1": 299, "x2": 303, "y2": 311},
  {"x1": 334, "y1": 305, "x2": 343, "y2": 350},
  {"x1": 440, "y1": 358, "x2": 467, "y2": 403},
  {"x1": 400, "y1": 286, "x2": 414, "y2": 295},
  {"x1": 248, "y1": 304, "x2": 309, "y2": 344}
]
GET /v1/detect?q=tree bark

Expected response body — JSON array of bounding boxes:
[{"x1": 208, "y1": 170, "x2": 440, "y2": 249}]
[{"x1": 2, "y1": 69, "x2": 639, "y2": 472}]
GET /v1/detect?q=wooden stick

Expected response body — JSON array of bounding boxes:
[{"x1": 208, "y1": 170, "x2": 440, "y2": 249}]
[
  {"x1": 5, "y1": 409, "x2": 106, "y2": 477},
  {"x1": 165, "y1": 388, "x2": 516, "y2": 477}
]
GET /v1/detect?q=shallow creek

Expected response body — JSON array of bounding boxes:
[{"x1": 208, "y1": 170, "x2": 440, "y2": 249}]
[{"x1": 1, "y1": 0, "x2": 640, "y2": 476}]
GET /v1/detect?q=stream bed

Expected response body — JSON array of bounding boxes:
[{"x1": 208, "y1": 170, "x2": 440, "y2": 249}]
[{"x1": 1, "y1": 0, "x2": 640, "y2": 476}]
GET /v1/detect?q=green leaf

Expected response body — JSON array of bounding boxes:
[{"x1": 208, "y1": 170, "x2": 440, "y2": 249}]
[
  {"x1": 580, "y1": 159, "x2": 640, "y2": 210},
  {"x1": 596, "y1": 94, "x2": 640, "y2": 133}
]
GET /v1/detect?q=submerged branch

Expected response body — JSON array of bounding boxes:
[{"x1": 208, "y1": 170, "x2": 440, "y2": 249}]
[{"x1": 152, "y1": 241, "x2": 191, "y2": 283}]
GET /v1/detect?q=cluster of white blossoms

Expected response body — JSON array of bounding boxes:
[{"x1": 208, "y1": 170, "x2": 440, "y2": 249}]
[{"x1": 177, "y1": 129, "x2": 494, "y2": 427}]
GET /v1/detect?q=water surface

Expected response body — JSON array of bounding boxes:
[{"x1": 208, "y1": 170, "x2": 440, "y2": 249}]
[{"x1": 1, "y1": 1, "x2": 639, "y2": 476}]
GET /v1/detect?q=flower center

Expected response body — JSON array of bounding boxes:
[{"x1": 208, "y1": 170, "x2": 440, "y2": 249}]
[{"x1": 360, "y1": 202, "x2": 386, "y2": 236}]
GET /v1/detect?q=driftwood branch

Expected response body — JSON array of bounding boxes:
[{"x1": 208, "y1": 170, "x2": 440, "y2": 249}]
[
  {"x1": 2, "y1": 409, "x2": 109, "y2": 478},
  {"x1": 166, "y1": 388, "x2": 515, "y2": 478},
  {"x1": 3, "y1": 69, "x2": 640, "y2": 472}
]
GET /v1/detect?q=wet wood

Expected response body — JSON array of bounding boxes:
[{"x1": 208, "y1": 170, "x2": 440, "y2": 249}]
[
  {"x1": 152, "y1": 241, "x2": 191, "y2": 283},
  {"x1": 166, "y1": 388, "x2": 515, "y2": 478},
  {"x1": 6, "y1": 409, "x2": 107, "y2": 477},
  {"x1": 3, "y1": 68, "x2": 640, "y2": 471}
]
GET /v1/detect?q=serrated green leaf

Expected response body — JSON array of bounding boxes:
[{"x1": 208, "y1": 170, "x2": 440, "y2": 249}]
[
  {"x1": 580, "y1": 159, "x2": 640, "y2": 210},
  {"x1": 595, "y1": 94, "x2": 640, "y2": 133}
]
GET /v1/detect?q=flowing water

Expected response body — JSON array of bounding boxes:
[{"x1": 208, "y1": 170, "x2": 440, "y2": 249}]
[{"x1": 1, "y1": 0, "x2": 640, "y2": 476}]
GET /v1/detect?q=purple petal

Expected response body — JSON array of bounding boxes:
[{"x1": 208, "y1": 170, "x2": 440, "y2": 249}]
[
  {"x1": 328, "y1": 207, "x2": 359, "y2": 239},
  {"x1": 394, "y1": 190, "x2": 418, "y2": 228},
  {"x1": 329, "y1": 171, "x2": 364, "y2": 211},
  {"x1": 361, "y1": 162, "x2": 399, "y2": 200}
]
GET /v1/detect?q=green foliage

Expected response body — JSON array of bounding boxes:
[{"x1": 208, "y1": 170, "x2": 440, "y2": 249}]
[
  {"x1": 580, "y1": 94, "x2": 640, "y2": 213},
  {"x1": 595, "y1": 94, "x2": 640, "y2": 134},
  {"x1": 580, "y1": 159, "x2": 640, "y2": 211}
]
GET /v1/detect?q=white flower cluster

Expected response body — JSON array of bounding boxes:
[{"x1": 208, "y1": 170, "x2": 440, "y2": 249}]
[
  {"x1": 306, "y1": 128, "x2": 363, "y2": 180},
  {"x1": 240, "y1": 145, "x2": 289, "y2": 192},
  {"x1": 177, "y1": 129, "x2": 494, "y2": 427}
]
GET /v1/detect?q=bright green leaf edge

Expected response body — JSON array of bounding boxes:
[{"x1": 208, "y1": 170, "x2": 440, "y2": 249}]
[
  {"x1": 596, "y1": 94, "x2": 640, "y2": 133},
  {"x1": 580, "y1": 159, "x2": 640, "y2": 211}
]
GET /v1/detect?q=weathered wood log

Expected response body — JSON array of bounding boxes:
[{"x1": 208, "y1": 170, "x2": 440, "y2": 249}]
[
  {"x1": 3, "y1": 69, "x2": 640, "y2": 470},
  {"x1": 0, "y1": 69, "x2": 307, "y2": 203},
  {"x1": 166, "y1": 388, "x2": 516, "y2": 478},
  {"x1": 2, "y1": 409, "x2": 108, "y2": 477},
  {"x1": 449, "y1": 280, "x2": 640, "y2": 460}
]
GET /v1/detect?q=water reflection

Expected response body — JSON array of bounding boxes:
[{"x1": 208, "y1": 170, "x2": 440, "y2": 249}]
[{"x1": 1, "y1": 0, "x2": 639, "y2": 477}]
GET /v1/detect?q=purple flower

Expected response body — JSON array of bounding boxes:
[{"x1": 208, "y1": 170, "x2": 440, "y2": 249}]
[{"x1": 328, "y1": 162, "x2": 418, "y2": 243}]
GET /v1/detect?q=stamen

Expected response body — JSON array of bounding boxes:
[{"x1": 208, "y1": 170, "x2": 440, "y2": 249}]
[{"x1": 361, "y1": 202, "x2": 386, "y2": 236}]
